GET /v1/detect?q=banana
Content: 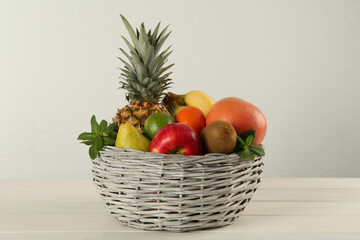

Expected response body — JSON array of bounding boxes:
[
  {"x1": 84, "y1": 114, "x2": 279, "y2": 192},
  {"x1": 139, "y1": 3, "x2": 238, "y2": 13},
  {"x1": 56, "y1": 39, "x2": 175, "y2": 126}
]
[
  {"x1": 162, "y1": 91, "x2": 216, "y2": 117},
  {"x1": 184, "y1": 90, "x2": 216, "y2": 116},
  {"x1": 173, "y1": 103, "x2": 187, "y2": 116}
]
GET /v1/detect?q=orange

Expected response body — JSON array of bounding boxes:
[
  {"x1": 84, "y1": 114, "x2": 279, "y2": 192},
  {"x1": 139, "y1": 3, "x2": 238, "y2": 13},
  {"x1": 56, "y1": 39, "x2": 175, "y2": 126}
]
[
  {"x1": 206, "y1": 97, "x2": 267, "y2": 145},
  {"x1": 176, "y1": 106, "x2": 206, "y2": 134}
]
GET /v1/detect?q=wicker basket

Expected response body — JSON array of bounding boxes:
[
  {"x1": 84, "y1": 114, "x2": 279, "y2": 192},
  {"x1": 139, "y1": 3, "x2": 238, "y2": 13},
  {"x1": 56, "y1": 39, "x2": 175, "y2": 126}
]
[{"x1": 92, "y1": 146, "x2": 264, "y2": 232}]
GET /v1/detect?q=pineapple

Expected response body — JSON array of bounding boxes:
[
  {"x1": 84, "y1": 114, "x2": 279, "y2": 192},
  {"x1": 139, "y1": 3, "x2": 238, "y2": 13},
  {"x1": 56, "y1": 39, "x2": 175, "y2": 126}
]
[{"x1": 113, "y1": 15, "x2": 174, "y2": 132}]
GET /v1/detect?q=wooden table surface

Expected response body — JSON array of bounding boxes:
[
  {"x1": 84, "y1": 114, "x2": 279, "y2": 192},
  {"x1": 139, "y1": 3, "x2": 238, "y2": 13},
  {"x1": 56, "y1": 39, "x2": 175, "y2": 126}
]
[{"x1": 1, "y1": 178, "x2": 359, "y2": 240}]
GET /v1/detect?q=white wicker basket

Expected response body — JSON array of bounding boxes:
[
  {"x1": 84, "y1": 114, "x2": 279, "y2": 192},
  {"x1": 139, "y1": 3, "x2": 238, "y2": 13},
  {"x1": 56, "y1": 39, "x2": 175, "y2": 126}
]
[{"x1": 92, "y1": 146, "x2": 264, "y2": 232}]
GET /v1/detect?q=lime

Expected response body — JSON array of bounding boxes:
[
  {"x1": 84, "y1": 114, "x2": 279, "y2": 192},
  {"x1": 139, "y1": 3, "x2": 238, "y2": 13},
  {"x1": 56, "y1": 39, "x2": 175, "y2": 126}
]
[{"x1": 144, "y1": 113, "x2": 174, "y2": 139}]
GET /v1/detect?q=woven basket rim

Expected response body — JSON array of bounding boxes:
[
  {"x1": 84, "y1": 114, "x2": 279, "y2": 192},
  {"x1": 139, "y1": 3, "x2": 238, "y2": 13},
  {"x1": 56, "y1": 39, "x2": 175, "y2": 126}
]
[
  {"x1": 99, "y1": 146, "x2": 263, "y2": 165},
  {"x1": 101, "y1": 146, "x2": 264, "y2": 157},
  {"x1": 102, "y1": 146, "x2": 234, "y2": 157}
]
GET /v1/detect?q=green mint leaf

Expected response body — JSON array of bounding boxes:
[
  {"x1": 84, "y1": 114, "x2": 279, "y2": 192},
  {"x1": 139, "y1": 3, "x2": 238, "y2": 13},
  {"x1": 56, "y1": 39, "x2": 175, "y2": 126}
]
[
  {"x1": 99, "y1": 120, "x2": 107, "y2": 133},
  {"x1": 80, "y1": 115, "x2": 118, "y2": 160},
  {"x1": 107, "y1": 130, "x2": 117, "y2": 139},
  {"x1": 89, "y1": 145, "x2": 98, "y2": 160},
  {"x1": 245, "y1": 135, "x2": 254, "y2": 148},
  {"x1": 240, "y1": 149, "x2": 255, "y2": 160},
  {"x1": 81, "y1": 140, "x2": 94, "y2": 146},
  {"x1": 105, "y1": 123, "x2": 117, "y2": 132},
  {"x1": 91, "y1": 115, "x2": 99, "y2": 134},
  {"x1": 249, "y1": 145, "x2": 265, "y2": 157},
  {"x1": 241, "y1": 149, "x2": 251, "y2": 160},
  {"x1": 248, "y1": 151, "x2": 255, "y2": 160},
  {"x1": 240, "y1": 130, "x2": 255, "y2": 140},
  {"x1": 77, "y1": 132, "x2": 96, "y2": 140},
  {"x1": 94, "y1": 137, "x2": 104, "y2": 151},
  {"x1": 232, "y1": 136, "x2": 244, "y2": 153},
  {"x1": 237, "y1": 136, "x2": 245, "y2": 147},
  {"x1": 104, "y1": 136, "x2": 116, "y2": 146}
]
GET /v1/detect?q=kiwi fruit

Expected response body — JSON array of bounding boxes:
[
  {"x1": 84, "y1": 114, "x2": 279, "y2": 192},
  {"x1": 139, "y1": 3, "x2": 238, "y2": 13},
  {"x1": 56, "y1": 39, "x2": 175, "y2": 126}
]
[{"x1": 200, "y1": 120, "x2": 237, "y2": 154}]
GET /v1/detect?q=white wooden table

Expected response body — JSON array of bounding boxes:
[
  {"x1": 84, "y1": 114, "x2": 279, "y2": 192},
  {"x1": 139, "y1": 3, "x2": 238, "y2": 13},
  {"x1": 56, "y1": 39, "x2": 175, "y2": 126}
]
[{"x1": 1, "y1": 178, "x2": 359, "y2": 240}]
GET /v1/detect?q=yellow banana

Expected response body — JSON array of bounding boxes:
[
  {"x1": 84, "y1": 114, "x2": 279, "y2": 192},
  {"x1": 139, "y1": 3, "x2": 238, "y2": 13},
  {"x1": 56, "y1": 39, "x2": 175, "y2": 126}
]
[
  {"x1": 163, "y1": 91, "x2": 216, "y2": 117},
  {"x1": 162, "y1": 92, "x2": 186, "y2": 117},
  {"x1": 173, "y1": 102, "x2": 187, "y2": 116},
  {"x1": 184, "y1": 90, "x2": 216, "y2": 116}
]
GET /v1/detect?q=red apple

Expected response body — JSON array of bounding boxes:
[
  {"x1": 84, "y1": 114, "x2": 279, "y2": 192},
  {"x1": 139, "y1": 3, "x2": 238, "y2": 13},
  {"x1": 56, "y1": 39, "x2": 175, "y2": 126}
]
[{"x1": 150, "y1": 123, "x2": 203, "y2": 155}]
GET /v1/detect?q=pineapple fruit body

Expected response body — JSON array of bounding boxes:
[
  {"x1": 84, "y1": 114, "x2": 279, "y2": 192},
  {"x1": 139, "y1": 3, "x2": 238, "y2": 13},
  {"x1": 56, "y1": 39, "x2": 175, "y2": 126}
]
[{"x1": 113, "y1": 101, "x2": 172, "y2": 133}]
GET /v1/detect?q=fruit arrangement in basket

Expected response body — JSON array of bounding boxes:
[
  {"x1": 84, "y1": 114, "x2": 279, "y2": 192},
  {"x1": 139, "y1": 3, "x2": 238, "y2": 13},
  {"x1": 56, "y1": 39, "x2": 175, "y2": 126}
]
[{"x1": 78, "y1": 15, "x2": 267, "y2": 160}]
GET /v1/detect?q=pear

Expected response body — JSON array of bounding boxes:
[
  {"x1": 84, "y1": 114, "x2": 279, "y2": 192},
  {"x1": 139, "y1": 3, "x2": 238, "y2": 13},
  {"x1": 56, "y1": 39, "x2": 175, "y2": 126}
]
[{"x1": 115, "y1": 123, "x2": 151, "y2": 152}]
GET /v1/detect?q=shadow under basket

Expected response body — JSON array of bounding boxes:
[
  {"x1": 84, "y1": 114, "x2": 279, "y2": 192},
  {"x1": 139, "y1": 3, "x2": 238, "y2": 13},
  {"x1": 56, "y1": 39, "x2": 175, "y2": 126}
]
[{"x1": 92, "y1": 146, "x2": 264, "y2": 232}]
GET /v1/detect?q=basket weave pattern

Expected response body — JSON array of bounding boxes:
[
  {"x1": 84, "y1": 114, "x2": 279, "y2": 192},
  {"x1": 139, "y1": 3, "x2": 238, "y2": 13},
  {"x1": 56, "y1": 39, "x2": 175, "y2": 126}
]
[{"x1": 92, "y1": 146, "x2": 264, "y2": 232}]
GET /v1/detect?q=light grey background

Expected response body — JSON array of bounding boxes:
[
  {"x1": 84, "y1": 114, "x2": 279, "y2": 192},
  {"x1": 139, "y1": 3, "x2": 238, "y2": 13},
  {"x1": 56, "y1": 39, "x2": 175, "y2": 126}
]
[{"x1": 1, "y1": 0, "x2": 359, "y2": 178}]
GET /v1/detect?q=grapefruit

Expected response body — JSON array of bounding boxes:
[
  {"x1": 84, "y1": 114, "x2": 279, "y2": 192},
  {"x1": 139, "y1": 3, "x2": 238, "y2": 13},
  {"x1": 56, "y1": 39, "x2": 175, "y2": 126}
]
[{"x1": 206, "y1": 97, "x2": 267, "y2": 145}]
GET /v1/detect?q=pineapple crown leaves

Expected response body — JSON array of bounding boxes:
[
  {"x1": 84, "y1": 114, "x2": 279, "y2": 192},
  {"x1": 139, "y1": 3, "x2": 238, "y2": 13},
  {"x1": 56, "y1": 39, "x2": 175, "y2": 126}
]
[{"x1": 118, "y1": 14, "x2": 174, "y2": 103}]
